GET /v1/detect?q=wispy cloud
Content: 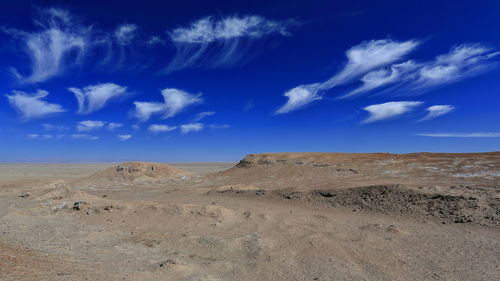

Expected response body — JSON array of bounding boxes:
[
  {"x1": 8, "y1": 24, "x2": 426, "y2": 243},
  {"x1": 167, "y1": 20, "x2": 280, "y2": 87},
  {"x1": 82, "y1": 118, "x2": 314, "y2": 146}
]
[
  {"x1": 114, "y1": 23, "x2": 138, "y2": 45},
  {"x1": 76, "y1": 120, "x2": 123, "y2": 131},
  {"x1": 4, "y1": 7, "x2": 90, "y2": 83},
  {"x1": 146, "y1": 35, "x2": 165, "y2": 45},
  {"x1": 76, "y1": 120, "x2": 106, "y2": 131},
  {"x1": 209, "y1": 124, "x2": 231, "y2": 129},
  {"x1": 148, "y1": 124, "x2": 177, "y2": 134},
  {"x1": 193, "y1": 111, "x2": 215, "y2": 122},
  {"x1": 413, "y1": 44, "x2": 498, "y2": 89},
  {"x1": 276, "y1": 39, "x2": 419, "y2": 114},
  {"x1": 362, "y1": 101, "x2": 423, "y2": 123},
  {"x1": 341, "y1": 60, "x2": 419, "y2": 98},
  {"x1": 134, "y1": 88, "x2": 202, "y2": 121},
  {"x1": 419, "y1": 105, "x2": 454, "y2": 121},
  {"x1": 42, "y1": 123, "x2": 69, "y2": 130},
  {"x1": 275, "y1": 85, "x2": 322, "y2": 114},
  {"x1": 6, "y1": 90, "x2": 65, "y2": 120},
  {"x1": 343, "y1": 43, "x2": 499, "y2": 98},
  {"x1": 321, "y1": 39, "x2": 420, "y2": 87},
  {"x1": 417, "y1": 132, "x2": 500, "y2": 138},
  {"x1": 27, "y1": 134, "x2": 55, "y2": 140},
  {"x1": 98, "y1": 23, "x2": 152, "y2": 70},
  {"x1": 107, "y1": 122, "x2": 123, "y2": 131},
  {"x1": 117, "y1": 134, "x2": 132, "y2": 141},
  {"x1": 276, "y1": 40, "x2": 498, "y2": 115},
  {"x1": 180, "y1": 123, "x2": 204, "y2": 134},
  {"x1": 133, "y1": 102, "x2": 165, "y2": 122},
  {"x1": 165, "y1": 15, "x2": 294, "y2": 72},
  {"x1": 170, "y1": 15, "x2": 291, "y2": 43},
  {"x1": 68, "y1": 83, "x2": 128, "y2": 114},
  {"x1": 71, "y1": 134, "x2": 99, "y2": 140}
]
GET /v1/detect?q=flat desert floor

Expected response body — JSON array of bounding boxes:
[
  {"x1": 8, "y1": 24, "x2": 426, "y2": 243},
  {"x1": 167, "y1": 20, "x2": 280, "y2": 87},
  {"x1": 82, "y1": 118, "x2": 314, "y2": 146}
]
[{"x1": 0, "y1": 153, "x2": 499, "y2": 280}]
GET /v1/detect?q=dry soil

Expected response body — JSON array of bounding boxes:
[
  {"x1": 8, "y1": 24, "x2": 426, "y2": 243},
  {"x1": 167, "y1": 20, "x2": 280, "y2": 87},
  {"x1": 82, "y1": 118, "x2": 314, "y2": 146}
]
[{"x1": 0, "y1": 153, "x2": 499, "y2": 280}]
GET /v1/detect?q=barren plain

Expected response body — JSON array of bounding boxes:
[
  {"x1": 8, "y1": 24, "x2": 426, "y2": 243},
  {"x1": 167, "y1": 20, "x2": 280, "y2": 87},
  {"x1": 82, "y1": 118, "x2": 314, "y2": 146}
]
[{"x1": 0, "y1": 152, "x2": 499, "y2": 280}]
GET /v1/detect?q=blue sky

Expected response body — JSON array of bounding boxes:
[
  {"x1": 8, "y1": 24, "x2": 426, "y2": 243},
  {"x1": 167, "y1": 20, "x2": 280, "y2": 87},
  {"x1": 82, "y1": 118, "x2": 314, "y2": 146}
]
[{"x1": 0, "y1": 0, "x2": 499, "y2": 162}]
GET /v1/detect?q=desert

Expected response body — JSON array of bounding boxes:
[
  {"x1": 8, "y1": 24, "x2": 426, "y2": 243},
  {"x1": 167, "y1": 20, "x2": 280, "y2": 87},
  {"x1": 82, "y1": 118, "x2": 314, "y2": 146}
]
[
  {"x1": 0, "y1": 152, "x2": 499, "y2": 280},
  {"x1": 2, "y1": 2, "x2": 500, "y2": 280}
]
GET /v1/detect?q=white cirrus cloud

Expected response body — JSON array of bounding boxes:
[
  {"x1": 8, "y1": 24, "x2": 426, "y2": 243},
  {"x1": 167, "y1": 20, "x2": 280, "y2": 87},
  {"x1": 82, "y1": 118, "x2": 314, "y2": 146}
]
[
  {"x1": 3, "y1": 8, "x2": 91, "y2": 83},
  {"x1": 134, "y1": 88, "x2": 203, "y2": 121},
  {"x1": 148, "y1": 124, "x2": 177, "y2": 134},
  {"x1": 147, "y1": 35, "x2": 165, "y2": 45},
  {"x1": 276, "y1": 39, "x2": 419, "y2": 114},
  {"x1": 114, "y1": 23, "x2": 138, "y2": 45},
  {"x1": 6, "y1": 90, "x2": 65, "y2": 120},
  {"x1": 362, "y1": 101, "x2": 423, "y2": 123},
  {"x1": 180, "y1": 123, "x2": 204, "y2": 134},
  {"x1": 165, "y1": 15, "x2": 294, "y2": 72},
  {"x1": 68, "y1": 83, "x2": 128, "y2": 114},
  {"x1": 341, "y1": 60, "x2": 420, "y2": 98},
  {"x1": 71, "y1": 134, "x2": 99, "y2": 140},
  {"x1": 416, "y1": 132, "x2": 500, "y2": 138},
  {"x1": 193, "y1": 111, "x2": 215, "y2": 122},
  {"x1": 343, "y1": 43, "x2": 499, "y2": 98},
  {"x1": 99, "y1": 23, "x2": 153, "y2": 70},
  {"x1": 133, "y1": 102, "x2": 165, "y2": 122},
  {"x1": 117, "y1": 134, "x2": 132, "y2": 141},
  {"x1": 275, "y1": 85, "x2": 322, "y2": 114},
  {"x1": 320, "y1": 39, "x2": 420, "y2": 88},
  {"x1": 107, "y1": 122, "x2": 123, "y2": 131},
  {"x1": 170, "y1": 15, "x2": 291, "y2": 43},
  {"x1": 419, "y1": 105, "x2": 455, "y2": 121},
  {"x1": 412, "y1": 44, "x2": 499, "y2": 89},
  {"x1": 76, "y1": 120, "x2": 106, "y2": 131},
  {"x1": 209, "y1": 124, "x2": 231, "y2": 129},
  {"x1": 27, "y1": 134, "x2": 54, "y2": 140},
  {"x1": 76, "y1": 120, "x2": 123, "y2": 131},
  {"x1": 42, "y1": 123, "x2": 69, "y2": 130}
]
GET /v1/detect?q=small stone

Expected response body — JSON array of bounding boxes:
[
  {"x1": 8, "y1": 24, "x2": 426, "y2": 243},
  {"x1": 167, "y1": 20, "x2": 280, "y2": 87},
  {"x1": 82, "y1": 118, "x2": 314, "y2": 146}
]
[
  {"x1": 159, "y1": 259, "x2": 177, "y2": 267},
  {"x1": 73, "y1": 201, "x2": 90, "y2": 211},
  {"x1": 255, "y1": 190, "x2": 266, "y2": 196},
  {"x1": 386, "y1": 225, "x2": 401, "y2": 233}
]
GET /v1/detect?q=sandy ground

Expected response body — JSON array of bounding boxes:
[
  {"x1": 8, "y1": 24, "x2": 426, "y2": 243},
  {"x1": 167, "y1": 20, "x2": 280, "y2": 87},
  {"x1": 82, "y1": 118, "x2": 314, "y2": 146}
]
[{"x1": 0, "y1": 153, "x2": 499, "y2": 280}]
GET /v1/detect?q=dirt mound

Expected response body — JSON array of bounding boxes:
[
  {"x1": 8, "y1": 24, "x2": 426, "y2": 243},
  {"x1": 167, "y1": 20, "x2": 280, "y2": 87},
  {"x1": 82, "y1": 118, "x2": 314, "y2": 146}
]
[
  {"x1": 235, "y1": 152, "x2": 392, "y2": 168},
  {"x1": 90, "y1": 161, "x2": 189, "y2": 182},
  {"x1": 207, "y1": 152, "x2": 500, "y2": 190},
  {"x1": 235, "y1": 152, "x2": 500, "y2": 168}
]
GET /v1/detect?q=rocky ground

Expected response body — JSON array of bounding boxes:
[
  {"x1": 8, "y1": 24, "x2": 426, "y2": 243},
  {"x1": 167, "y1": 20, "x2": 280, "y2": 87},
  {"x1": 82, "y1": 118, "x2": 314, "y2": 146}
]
[{"x1": 0, "y1": 152, "x2": 499, "y2": 280}]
